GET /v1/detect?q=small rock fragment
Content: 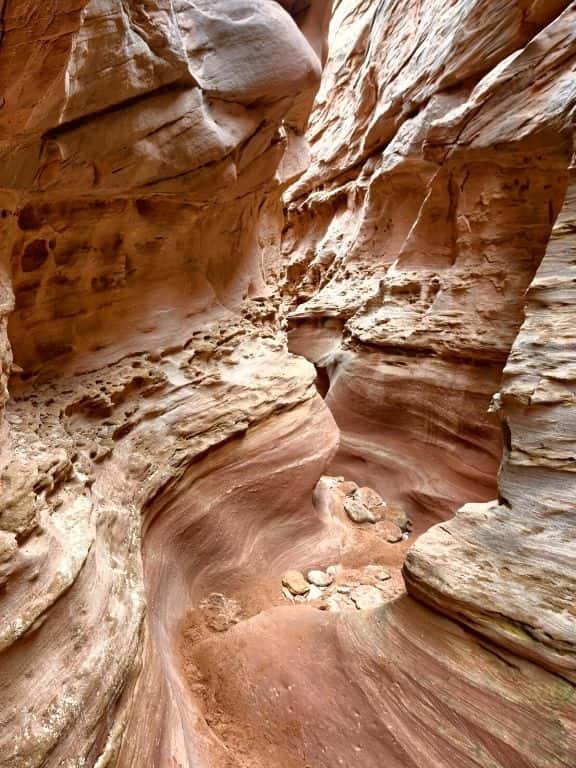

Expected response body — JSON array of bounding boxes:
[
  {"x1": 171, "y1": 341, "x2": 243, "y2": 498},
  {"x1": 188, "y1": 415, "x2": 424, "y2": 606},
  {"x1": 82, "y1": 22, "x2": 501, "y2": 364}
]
[
  {"x1": 307, "y1": 569, "x2": 334, "y2": 587},
  {"x1": 365, "y1": 565, "x2": 391, "y2": 581},
  {"x1": 344, "y1": 497, "x2": 381, "y2": 524},
  {"x1": 282, "y1": 570, "x2": 310, "y2": 595},
  {"x1": 281, "y1": 587, "x2": 295, "y2": 602},
  {"x1": 337, "y1": 585, "x2": 352, "y2": 594},
  {"x1": 350, "y1": 585, "x2": 385, "y2": 610},
  {"x1": 326, "y1": 593, "x2": 351, "y2": 612},
  {"x1": 386, "y1": 531, "x2": 403, "y2": 544},
  {"x1": 306, "y1": 585, "x2": 323, "y2": 601},
  {"x1": 198, "y1": 593, "x2": 242, "y2": 632},
  {"x1": 326, "y1": 565, "x2": 338, "y2": 576},
  {"x1": 355, "y1": 487, "x2": 385, "y2": 509},
  {"x1": 384, "y1": 505, "x2": 410, "y2": 532},
  {"x1": 339, "y1": 480, "x2": 359, "y2": 496}
]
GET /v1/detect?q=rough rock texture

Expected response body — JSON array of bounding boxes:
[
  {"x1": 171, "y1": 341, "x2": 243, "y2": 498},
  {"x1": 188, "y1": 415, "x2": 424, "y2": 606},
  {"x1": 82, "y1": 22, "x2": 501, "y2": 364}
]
[
  {"x1": 192, "y1": 598, "x2": 576, "y2": 768},
  {"x1": 1, "y1": 1, "x2": 576, "y2": 768},
  {"x1": 405, "y1": 171, "x2": 576, "y2": 683},
  {"x1": 283, "y1": 0, "x2": 576, "y2": 526},
  {"x1": 0, "y1": 2, "x2": 333, "y2": 766}
]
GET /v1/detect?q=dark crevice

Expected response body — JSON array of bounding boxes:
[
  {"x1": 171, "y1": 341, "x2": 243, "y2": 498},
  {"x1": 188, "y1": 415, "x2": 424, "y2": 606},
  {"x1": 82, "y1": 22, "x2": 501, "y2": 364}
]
[{"x1": 42, "y1": 80, "x2": 196, "y2": 140}]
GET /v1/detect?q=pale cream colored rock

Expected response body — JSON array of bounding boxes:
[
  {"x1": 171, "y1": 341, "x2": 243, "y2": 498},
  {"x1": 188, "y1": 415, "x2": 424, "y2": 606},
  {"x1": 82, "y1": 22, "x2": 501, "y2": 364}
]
[
  {"x1": 343, "y1": 496, "x2": 380, "y2": 524},
  {"x1": 326, "y1": 592, "x2": 351, "y2": 613},
  {"x1": 365, "y1": 565, "x2": 391, "y2": 582},
  {"x1": 307, "y1": 569, "x2": 333, "y2": 587},
  {"x1": 306, "y1": 585, "x2": 324, "y2": 602},
  {"x1": 354, "y1": 486, "x2": 385, "y2": 510},
  {"x1": 350, "y1": 585, "x2": 385, "y2": 611}
]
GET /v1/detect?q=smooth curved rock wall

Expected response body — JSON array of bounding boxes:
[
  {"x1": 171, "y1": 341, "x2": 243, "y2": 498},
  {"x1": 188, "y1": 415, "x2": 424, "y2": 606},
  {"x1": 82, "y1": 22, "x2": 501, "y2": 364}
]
[
  {"x1": 0, "y1": 2, "x2": 330, "y2": 765},
  {"x1": 1, "y1": 2, "x2": 576, "y2": 767}
]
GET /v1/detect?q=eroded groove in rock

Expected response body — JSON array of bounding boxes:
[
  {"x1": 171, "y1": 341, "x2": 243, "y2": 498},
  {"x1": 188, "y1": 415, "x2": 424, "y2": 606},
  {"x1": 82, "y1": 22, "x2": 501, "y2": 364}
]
[
  {"x1": 405, "y1": 169, "x2": 576, "y2": 683},
  {"x1": 192, "y1": 597, "x2": 576, "y2": 768},
  {"x1": 1, "y1": 1, "x2": 576, "y2": 767},
  {"x1": 282, "y1": 0, "x2": 576, "y2": 526}
]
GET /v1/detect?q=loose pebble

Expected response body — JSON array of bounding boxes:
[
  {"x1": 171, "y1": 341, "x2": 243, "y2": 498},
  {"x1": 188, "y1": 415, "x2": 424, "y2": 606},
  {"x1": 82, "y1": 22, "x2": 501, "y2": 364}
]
[
  {"x1": 344, "y1": 497, "x2": 381, "y2": 524},
  {"x1": 281, "y1": 587, "x2": 295, "y2": 601},
  {"x1": 282, "y1": 570, "x2": 310, "y2": 595},
  {"x1": 365, "y1": 565, "x2": 391, "y2": 581},
  {"x1": 307, "y1": 569, "x2": 334, "y2": 587},
  {"x1": 306, "y1": 585, "x2": 323, "y2": 601},
  {"x1": 326, "y1": 593, "x2": 351, "y2": 613}
]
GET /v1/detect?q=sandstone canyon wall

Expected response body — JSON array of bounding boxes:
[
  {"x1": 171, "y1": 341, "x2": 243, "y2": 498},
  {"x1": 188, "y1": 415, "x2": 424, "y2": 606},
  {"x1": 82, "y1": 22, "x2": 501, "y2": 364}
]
[
  {"x1": 0, "y1": 2, "x2": 335, "y2": 765},
  {"x1": 0, "y1": 1, "x2": 575, "y2": 768},
  {"x1": 283, "y1": 0, "x2": 576, "y2": 527}
]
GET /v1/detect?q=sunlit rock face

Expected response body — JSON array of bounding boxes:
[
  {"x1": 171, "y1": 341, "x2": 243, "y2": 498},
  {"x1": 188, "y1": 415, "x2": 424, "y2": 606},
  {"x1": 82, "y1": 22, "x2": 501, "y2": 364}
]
[{"x1": 283, "y1": 0, "x2": 575, "y2": 527}]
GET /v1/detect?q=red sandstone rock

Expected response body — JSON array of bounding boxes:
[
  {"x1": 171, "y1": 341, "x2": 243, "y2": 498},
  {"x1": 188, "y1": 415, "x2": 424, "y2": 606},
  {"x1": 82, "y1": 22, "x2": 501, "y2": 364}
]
[
  {"x1": 405, "y1": 170, "x2": 576, "y2": 683},
  {"x1": 0, "y1": 1, "x2": 575, "y2": 767},
  {"x1": 283, "y1": 0, "x2": 576, "y2": 527}
]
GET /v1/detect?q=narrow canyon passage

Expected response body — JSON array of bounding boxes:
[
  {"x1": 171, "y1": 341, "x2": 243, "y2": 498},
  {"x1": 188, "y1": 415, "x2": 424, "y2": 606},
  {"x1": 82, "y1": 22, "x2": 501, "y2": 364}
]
[{"x1": 1, "y1": 2, "x2": 576, "y2": 768}]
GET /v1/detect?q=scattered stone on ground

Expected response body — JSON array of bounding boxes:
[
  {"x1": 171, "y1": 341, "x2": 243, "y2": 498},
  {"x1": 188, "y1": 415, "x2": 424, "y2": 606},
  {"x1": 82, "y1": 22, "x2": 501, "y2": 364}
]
[
  {"x1": 326, "y1": 593, "x2": 351, "y2": 613},
  {"x1": 365, "y1": 565, "x2": 391, "y2": 581},
  {"x1": 293, "y1": 595, "x2": 308, "y2": 604},
  {"x1": 339, "y1": 480, "x2": 359, "y2": 496},
  {"x1": 282, "y1": 570, "x2": 310, "y2": 596},
  {"x1": 281, "y1": 587, "x2": 295, "y2": 602},
  {"x1": 388, "y1": 507, "x2": 411, "y2": 532},
  {"x1": 198, "y1": 593, "x2": 242, "y2": 632},
  {"x1": 350, "y1": 585, "x2": 385, "y2": 610},
  {"x1": 355, "y1": 486, "x2": 386, "y2": 510},
  {"x1": 344, "y1": 496, "x2": 381, "y2": 524},
  {"x1": 386, "y1": 530, "x2": 403, "y2": 544},
  {"x1": 281, "y1": 561, "x2": 404, "y2": 611},
  {"x1": 307, "y1": 569, "x2": 334, "y2": 587},
  {"x1": 306, "y1": 585, "x2": 323, "y2": 601}
]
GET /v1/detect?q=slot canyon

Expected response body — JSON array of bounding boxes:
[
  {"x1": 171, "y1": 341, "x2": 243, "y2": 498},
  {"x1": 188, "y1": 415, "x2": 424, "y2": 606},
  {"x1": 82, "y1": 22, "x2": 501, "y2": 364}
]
[{"x1": 1, "y1": 0, "x2": 575, "y2": 766}]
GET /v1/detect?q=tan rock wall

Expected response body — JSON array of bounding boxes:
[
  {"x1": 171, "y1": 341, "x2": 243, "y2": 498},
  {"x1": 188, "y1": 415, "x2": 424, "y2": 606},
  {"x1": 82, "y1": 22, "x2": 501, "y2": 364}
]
[
  {"x1": 0, "y1": 2, "x2": 331, "y2": 765},
  {"x1": 283, "y1": 0, "x2": 576, "y2": 526},
  {"x1": 406, "y1": 169, "x2": 576, "y2": 682},
  {"x1": 1, "y1": 1, "x2": 576, "y2": 766}
]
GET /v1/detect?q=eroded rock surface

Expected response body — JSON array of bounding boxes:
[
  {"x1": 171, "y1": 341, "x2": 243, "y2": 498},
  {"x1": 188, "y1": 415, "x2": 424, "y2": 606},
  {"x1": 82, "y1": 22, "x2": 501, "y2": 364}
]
[
  {"x1": 0, "y1": 2, "x2": 332, "y2": 766},
  {"x1": 283, "y1": 0, "x2": 576, "y2": 526},
  {"x1": 405, "y1": 171, "x2": 576, "y2": 683},
  {"x1": 1, "y1": 1, "x2": 576, "y2": 767}
]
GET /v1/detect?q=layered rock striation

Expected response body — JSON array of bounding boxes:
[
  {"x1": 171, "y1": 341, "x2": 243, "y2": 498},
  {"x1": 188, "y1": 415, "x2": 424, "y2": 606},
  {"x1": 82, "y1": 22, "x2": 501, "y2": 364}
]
[
  {"x1": 1, "y1": 1, "x2": 576, "y2": 768},
  {"x1": 405, "y1": 170, "x2": 576, "y2": 683},
  {"x1": 283, "y1": 0, "x2": 576, "y2": 526}
]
